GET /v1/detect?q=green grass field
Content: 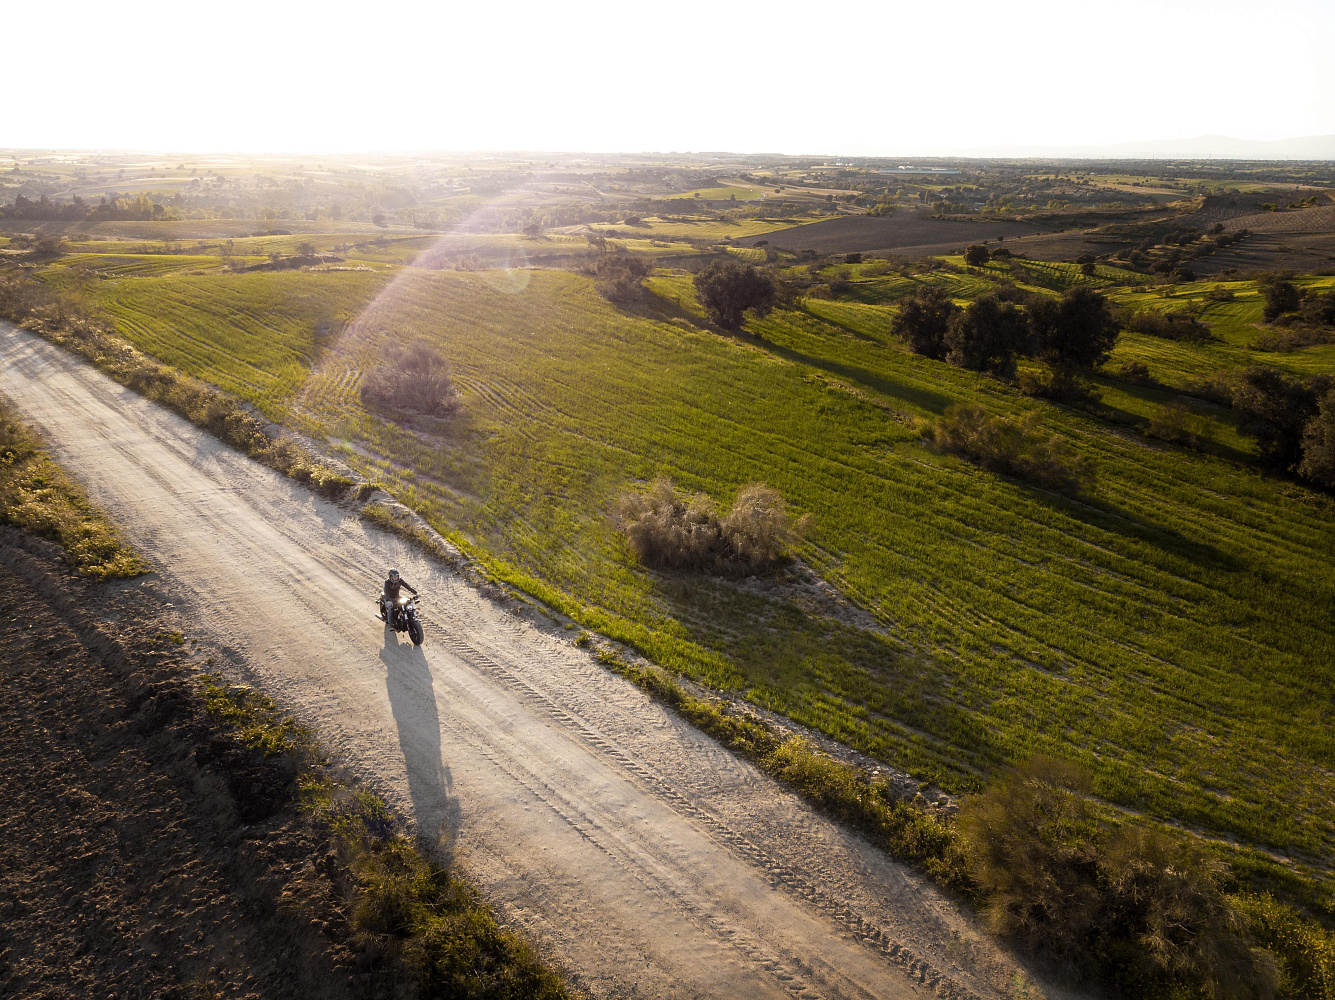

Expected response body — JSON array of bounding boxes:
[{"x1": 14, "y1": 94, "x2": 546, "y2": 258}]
[
  {"x1": 35, "y1": 253, "x2": 1335, "y2": 899},
  {"x1": 663, "y1": 186, "x2": 766, "y2": 202},
  {"x1": 62, "y1": 269, "x2": 390, "y2": 416},
  {"x1": 588, "y1": 216, "x2": 830, "y2": 242},
  {"x1": 1107, "y1": 277, "x2": 1335, "y2": 387}
]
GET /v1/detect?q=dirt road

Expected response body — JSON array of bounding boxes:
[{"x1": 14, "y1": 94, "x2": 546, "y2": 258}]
[{"x1": 0, "y1": 322, "x2": 1032, "y2": 1000}]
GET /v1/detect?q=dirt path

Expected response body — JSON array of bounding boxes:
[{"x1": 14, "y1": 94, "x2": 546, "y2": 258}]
[{"x1": 0, "y1": 322, "x2": 1035, "y2": 1000}]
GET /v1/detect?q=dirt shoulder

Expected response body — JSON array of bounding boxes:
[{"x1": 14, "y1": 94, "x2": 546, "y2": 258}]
[{"x1": 0, "y1": 531, "x2": 378, "y2": 999}]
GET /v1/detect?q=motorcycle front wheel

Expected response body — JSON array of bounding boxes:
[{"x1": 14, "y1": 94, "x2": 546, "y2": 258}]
[{"x1": 409, "y1": 619, "x2": 424, "y2": 646}]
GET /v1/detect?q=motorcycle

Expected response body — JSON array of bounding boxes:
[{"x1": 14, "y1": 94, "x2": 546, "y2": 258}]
[{"x1": 378, "y1": 593, "x2": 425, "y2": 646}]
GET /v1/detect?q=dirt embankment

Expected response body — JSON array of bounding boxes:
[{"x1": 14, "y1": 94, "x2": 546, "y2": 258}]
[{"x1": 0, "y1": 531, "x2": 378, "y2": 1000}]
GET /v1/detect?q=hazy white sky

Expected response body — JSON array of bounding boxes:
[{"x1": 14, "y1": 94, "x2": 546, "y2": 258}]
[{"x1": 6, "y1": 0, "x2": 1334, "y2": 155}]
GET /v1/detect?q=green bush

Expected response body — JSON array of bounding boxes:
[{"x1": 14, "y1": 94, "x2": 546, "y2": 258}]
[
  {"x1": 1127, "y1": 310, "x2": 1214, "y2": 344},
  {"x1": 1235, "y1": 894, "x2": 1335, "y2": 999},
  {"x1": 1116, "y1": 360, "x2": 1153, "y2": 384},
  {"x1": 1298, "y1": 389, "x2": 1335, "y2": 487},
  {"x1": 1233, "y1": 367, "x2": 1332, "y2": 472},
  {"x1": 945, "y1": 295, "x2": 1029, "y2": 377},
  {"x1": 590, "y1": 250, "x2": 652, "y2": 303},
  {"x1": 893, "y1": 284, "x2": 958, "y2": 360},
  {"x1": 929, "y1": 405, "x2": 1096, "y2": 495},
  {"x1": 958, "y1": 757, "x2": 1277, "y2": 997},
  {"x1": 692, "y1": 259, "x2": 776, "y2": 331},
  {"x1": 1147, "y1": 402, "x2": 1212, "y2": 449}
]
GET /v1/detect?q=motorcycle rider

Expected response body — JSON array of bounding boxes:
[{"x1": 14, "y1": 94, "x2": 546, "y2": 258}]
[{"x1": 380, "y1": 568, "x2": 418, "y2": 627}]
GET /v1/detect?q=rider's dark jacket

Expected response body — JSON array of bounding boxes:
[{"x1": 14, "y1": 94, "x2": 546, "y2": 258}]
[{"x1": 384, "y1": 576, "x2": 418, "y2": 600}]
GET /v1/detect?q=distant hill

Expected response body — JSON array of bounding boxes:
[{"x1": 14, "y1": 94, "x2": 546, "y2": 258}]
[{"x1": 963, "y1": 134, "x2": 1335, "y2": 161}]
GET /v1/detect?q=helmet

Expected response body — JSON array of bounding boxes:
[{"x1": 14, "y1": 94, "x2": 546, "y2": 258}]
[{"x1": 388, "y1": 568, "x2": 400, "y2": 580}]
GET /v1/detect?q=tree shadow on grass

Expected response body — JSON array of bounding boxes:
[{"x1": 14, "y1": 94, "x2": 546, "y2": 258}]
[
  {"x1": 754, "y1": 337, "x2": 955, "y2": 415},
  {"x1": 1024, "y1": 482, "x2": 1240, "y2": 574},
  {"x1": 1085, "y1": 376, "x2": 1255, "y2": 465},
  {"x1": 626, "y1": 285, "x2": 708, "y2": 330},
  {"x1": 797, "y1": 303, "x2": 884, "y2": 343}
]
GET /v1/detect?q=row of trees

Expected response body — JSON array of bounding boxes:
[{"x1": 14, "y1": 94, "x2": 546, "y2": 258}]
[
  {"x1": 0, "y1": 192, "x2": 166, "y2": 222},
  {"x1": 596, "y1": 256, "x2": 1335, "y2": 493},
  {"x1": 893, "y1": 284, "x2": 1119, "y2": 378}
]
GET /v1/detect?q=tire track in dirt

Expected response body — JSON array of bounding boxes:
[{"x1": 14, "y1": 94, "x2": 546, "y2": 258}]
[{"x1": 0, "y1": 321, "x2": 1041, "y2": 1000}]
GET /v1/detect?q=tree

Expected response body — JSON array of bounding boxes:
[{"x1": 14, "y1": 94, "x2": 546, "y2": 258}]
[
  {"x1": 1262, "y1": 278, "x2": 1300, "y2": 321},
  {"x1": 295, "y1": 241, "x2": 316, "y2": 257},
  {"x1": 964, "y1": 244, "x2": 990, "y2": 267},
  {"x1": 892, "y1": 285, "x2": 958, "y2": 360},
  {"x1": 1297, "y1": 389, "x2": 1335, "y2": 487},
  {"x1": 1301, "y1": 287, "x2": 1335, "y2": 327},
  {"x1": 1028, "y1": 286, "x2": 1119, "y2": 370},
  {"x1": 946, "y1": 295, "x2": 1030, "y2": 377},
  {"x1": 592, "y1": 251, "x2": 651, "y2": 304},
  {"x1": 692, "y1": 260, "x2": 776, "y2": 332},
  {"x1": 1232, "y1": 367, "x2": 1330, "y2": 471}
]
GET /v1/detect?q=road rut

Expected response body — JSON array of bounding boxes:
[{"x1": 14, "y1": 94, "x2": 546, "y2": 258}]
[{"x1": 0, "y1": 322, "x2": 1029, "y2": 1000}]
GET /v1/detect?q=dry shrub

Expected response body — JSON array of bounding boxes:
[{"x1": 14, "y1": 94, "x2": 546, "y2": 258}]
[
  {"x1": 590, "y1": 251, "x2": 651, "y2": 303},
  {"x1": 725, "y1": 483, "x2": 814, "y2": 565},
  {"x1": 361, "y1": 343, "x2": 458, "y2": 417},
  {"x1": 1017, "y1": 368, "x2": 1102, "y2": 406},
  {"x1": 613, "y1": 479, "x2": 813, "y2": 572},
  {"x1": 1128, "y1": 310, "x2": 1214, "y2": 344},
  {"x1": 1116, "y1": 360, "x2": 1153, "y2": 384},
  {"x1": 929, "y1": 404, "x2": 1096, "y2": 495},
  {"x1": 958, "y1": 757, "x2": 1102, "y2": 973},
  {"x1": 614, "y1": 480, "x2": 722, "y2": 569},
  {"x1": 959, "y1": 756, "x2": 1277, "y2": 998},
  {"x1": 1099, "y1": 828, "x2": 1275, "y2": 997},
  {"x1": 1247, "y1": 326, "x2": 1335, "y2": 352},
  {"x1": 1147, "y1": 402, "x2": 1212, "y2": 448}
]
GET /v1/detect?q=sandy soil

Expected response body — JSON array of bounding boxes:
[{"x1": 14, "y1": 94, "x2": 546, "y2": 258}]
[{"x1": 0, "y1": 321, "x2": 1046, "y2": 1000}]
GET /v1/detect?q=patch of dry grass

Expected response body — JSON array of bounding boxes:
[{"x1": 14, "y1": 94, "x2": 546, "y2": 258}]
[{"x1": 0, "y1": 403, "x2": 149, "y2": 578}]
